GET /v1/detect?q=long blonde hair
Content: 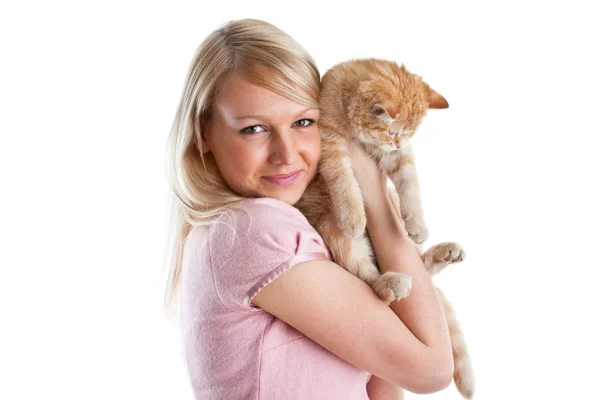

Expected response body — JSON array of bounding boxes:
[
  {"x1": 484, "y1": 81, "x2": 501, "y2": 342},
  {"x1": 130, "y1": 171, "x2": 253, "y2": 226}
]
[{"x1": 163, "y1": 19, "x2": 320, "y2": 323}]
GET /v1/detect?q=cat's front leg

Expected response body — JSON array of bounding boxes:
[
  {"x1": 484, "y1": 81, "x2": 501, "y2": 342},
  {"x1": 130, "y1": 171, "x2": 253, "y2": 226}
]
[
  {"x1": 321, "y1": 220, "x2": 412, "y2": 306},
  {"x1": 387, "y1": 143, "x2": 429, "y2": 244},
  {"x1": 319, "y1": 137, "x2": 367, "y2": 238}
]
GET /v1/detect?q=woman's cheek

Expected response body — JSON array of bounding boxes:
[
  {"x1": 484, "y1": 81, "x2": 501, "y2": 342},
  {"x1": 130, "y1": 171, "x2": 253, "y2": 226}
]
[{"x1": 309, "y1": 130, "x2": 322, "y2": 164}]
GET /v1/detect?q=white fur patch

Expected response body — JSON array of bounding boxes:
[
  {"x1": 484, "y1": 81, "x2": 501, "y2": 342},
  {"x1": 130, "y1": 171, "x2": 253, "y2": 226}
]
[{"x1": 400, "y1": 164, "x2": 417, "y2": 178}]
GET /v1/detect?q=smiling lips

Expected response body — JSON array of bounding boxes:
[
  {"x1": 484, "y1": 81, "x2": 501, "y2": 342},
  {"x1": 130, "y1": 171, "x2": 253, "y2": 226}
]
[{"x1": 262, "y1": 170, "x2": 301, "y2": 186}]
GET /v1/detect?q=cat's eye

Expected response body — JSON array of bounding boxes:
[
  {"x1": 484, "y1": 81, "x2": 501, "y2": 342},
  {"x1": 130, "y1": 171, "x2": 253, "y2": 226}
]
[{"x1": 372, "y1": 104, "x2": 387, "y2": 116}]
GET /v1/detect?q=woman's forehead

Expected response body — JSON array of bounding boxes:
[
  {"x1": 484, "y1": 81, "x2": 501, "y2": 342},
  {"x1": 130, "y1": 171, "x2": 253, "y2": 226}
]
[{"x1": 215, "y1": 74, "x2": 318, "y2": 122}]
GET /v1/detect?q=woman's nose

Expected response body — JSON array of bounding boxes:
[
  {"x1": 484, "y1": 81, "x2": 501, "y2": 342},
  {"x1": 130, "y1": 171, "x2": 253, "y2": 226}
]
[{"x1": 269, "y1": 131, "x2": 296, "y2": 165}]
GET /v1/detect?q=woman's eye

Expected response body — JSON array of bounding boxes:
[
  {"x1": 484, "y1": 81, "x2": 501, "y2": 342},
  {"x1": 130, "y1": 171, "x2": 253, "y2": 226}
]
[
  {"x1": 240, "y1": 125, "x2": 265, "y2": 134},
  {"x1": 294, "y1": 118, "x2": 315, "y2": 128}
]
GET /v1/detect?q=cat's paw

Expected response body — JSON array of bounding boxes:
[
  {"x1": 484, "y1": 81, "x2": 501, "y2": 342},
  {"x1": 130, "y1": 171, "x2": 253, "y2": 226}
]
[
  {"x1": 339, "y1": 208, "x2": 367, "y2": 238},
  {"x1": 405, "y1": 217, "x2": 429, "y2": 244},
  {"x1": 421, "y1": 242, "x2": 466, "y2": 276},
  {"x1": 432, "y1": 242, "x2": 465, "y2": 264},
  {"x1": 374, "y1": 272, "x2": 412, "y2": 304}
]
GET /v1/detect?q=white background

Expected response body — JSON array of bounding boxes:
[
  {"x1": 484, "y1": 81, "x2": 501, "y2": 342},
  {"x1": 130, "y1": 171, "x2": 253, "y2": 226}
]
[{"x1": 1, "y1": 1, "x2": 599, "y2": 399}]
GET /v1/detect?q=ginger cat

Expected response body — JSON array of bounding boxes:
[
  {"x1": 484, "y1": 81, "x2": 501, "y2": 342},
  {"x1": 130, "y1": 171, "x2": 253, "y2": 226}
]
[{"x1": 296, "y1": 59, "x2": 474, "y2": 399}]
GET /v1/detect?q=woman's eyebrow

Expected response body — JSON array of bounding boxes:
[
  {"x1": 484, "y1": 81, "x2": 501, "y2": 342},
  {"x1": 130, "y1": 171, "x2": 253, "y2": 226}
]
[{"x1": 234, "y1": 107, "x2": 318, "y2": 121}]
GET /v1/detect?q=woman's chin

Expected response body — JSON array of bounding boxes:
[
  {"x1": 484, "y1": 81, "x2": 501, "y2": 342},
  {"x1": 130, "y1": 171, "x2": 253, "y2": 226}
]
[{"x1": 256, "y1": 174, "x2": 309, "y2": 205}]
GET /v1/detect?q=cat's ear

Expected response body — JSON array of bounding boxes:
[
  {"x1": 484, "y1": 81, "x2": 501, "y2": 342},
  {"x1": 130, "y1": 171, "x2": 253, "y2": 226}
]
[{"x1": 425, "y1": 86, "x2": 449, "y2": 109}]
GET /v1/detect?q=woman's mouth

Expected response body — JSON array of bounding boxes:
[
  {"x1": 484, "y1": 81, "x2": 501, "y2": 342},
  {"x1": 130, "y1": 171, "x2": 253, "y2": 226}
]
[{"x1": 261, "y1": 170, "x2": 301, "y2": 186}]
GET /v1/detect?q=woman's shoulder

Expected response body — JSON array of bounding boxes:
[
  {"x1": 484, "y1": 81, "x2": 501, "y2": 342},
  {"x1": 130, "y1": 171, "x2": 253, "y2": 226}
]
[
  {"x1": 239, "y1": 196, "x2": 307, "y2": 216},
  {"x1": 187, "y1": 197, "x2": 318, "y2": 247},
  {"x1": 216, "y1": 197, "x2": 312, "y2": 230},
  {"x1": 184, "y1": 198, "x2": 331, "y2": 314},
  {"x1": 200, "y1": 197, "x2": 327, "y2": 258}
]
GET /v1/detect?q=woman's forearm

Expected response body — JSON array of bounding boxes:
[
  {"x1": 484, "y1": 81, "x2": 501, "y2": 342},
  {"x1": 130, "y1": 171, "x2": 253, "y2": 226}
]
[
  {"x1": 364, "y1": 187, "x2": 453, "y2": 361},
  {"x1": 347, "y1": 140, "x2": 453, "y2": 368}
]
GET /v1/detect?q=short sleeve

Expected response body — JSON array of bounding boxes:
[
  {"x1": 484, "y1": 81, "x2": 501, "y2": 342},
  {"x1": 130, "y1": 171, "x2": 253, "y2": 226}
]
[{"x1": 208, "y1": 198, "x2": 330, "y2": 313}]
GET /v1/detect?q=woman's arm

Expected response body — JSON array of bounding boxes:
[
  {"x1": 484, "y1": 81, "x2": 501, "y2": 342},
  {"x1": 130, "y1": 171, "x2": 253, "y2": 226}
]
[
  {"x1": 251, "y1": 142, "x2": 454, "y2": 393},
  {"x1": 347, "y1": 139, "x2": 454, "y2": 383}
]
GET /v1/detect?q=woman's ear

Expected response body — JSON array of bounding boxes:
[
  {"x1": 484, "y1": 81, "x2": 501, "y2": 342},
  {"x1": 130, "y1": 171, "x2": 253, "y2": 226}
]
[
  {"x1": 195, "y1": 132, "x2": 210, "y2": 154},
  {"x1": 195, "y1": 118, "x2": 211, "y2": 154}
]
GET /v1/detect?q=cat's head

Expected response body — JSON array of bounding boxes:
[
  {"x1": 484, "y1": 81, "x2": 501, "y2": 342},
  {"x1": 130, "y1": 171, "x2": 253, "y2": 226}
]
[{"x1": 355, "y1": 63, "x2": 448, "y2": 151}]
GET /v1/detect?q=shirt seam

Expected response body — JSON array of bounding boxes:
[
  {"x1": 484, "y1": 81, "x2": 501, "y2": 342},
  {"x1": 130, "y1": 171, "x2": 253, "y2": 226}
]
[
  {"x1": 244, "y1": 252, "x2": 328, "y2": 311},
  {"x1": 263, "y1": 336, "x2": 308, "y2": 354}
]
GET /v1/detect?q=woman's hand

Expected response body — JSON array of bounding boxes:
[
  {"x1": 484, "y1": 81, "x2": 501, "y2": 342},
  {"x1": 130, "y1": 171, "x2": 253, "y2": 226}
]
[{"x1": 346, "y1": 139, "x2": 388, "y2": 201}]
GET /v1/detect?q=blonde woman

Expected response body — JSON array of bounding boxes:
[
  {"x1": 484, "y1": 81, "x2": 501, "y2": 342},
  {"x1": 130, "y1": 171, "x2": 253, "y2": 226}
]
[{"x1": 164, "y1": 19, "x2": 453, "y2": 399}]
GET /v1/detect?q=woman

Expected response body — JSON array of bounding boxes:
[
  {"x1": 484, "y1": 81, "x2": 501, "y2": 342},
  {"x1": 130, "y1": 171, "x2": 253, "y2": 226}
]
[{"x1": 164, "y1": 19, "x2": 453, "y2": 399}]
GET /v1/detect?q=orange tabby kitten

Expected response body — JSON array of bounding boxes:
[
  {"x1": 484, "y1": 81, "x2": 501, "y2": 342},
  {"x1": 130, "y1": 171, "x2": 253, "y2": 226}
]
[{"x1": 296, "y1": 59, "x2": 474, "y2": 399}]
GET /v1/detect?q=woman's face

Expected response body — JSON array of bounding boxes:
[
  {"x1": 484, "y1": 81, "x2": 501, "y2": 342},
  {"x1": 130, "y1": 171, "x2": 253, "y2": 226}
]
[{"x1": 202, "y1": 74, "x2": 321, "y2": 205}]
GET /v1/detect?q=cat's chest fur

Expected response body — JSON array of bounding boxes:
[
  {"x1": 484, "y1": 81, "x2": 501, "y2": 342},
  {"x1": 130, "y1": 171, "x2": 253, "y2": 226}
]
[{"x1": 363, "y1": 142, "x2": 412, "y2": 173}]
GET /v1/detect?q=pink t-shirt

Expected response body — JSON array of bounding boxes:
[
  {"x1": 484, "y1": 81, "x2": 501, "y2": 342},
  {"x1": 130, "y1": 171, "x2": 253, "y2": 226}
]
[{"x1": 179, "y1": 197, "x2": 372, "y2": 399}]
